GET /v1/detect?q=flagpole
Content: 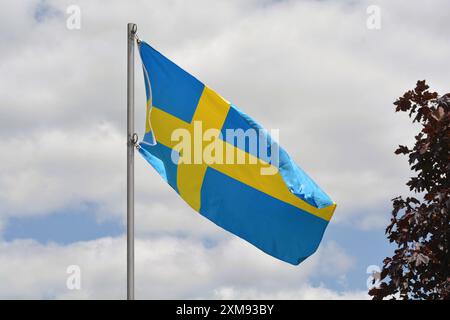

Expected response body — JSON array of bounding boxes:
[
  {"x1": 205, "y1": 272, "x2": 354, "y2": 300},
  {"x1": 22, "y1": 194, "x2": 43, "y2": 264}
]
[{"x1": 127, "y1": 22, "x2": 137, "y2": 300}]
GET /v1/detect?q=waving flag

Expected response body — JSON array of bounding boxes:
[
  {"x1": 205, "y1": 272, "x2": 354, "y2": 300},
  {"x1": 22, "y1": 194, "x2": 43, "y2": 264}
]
[{"x1": 137, "y1": 41, "x2": 336, "y2": 265}]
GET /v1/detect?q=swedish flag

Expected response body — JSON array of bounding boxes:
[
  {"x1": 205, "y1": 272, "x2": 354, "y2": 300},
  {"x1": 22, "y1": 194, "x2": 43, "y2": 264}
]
[{"x1": 138, "y1": 41, "x2": 336, "y2": 265}]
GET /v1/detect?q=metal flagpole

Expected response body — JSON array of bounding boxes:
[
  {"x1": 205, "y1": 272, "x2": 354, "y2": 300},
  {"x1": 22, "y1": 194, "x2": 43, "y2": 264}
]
[{"x1": 127, "y1": 22, "x2": 137, "y2": 300}]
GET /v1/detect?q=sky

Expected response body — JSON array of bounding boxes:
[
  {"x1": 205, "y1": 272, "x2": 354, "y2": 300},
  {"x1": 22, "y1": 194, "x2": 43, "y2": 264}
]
[{"x1": 0, "y1": 0, "x2": 449, "y2": 299}]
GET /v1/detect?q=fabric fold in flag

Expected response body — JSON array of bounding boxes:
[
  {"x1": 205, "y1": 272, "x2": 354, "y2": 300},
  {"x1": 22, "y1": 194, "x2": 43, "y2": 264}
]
[{"x1": 137, "y1": 41, "x2": 336, "y2": 265}]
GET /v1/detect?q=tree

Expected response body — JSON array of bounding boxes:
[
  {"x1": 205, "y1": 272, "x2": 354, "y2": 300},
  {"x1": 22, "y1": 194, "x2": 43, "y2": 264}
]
[{"x1": 369, "y1": 80, "x2": 449, "y2": 300}]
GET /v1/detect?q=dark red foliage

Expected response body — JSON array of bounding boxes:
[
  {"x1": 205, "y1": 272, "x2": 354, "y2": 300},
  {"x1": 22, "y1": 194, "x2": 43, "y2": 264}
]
[{"x1": 369, "y1": 81, "x2": 449, "y2": 300}]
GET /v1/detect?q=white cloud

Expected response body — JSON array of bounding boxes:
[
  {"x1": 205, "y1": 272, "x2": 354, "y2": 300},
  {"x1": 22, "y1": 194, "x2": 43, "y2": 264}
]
[
  {"x1": 0, "y1": 236, "x2": 359, "y2": 299},
  {"x1": 0, "y1": 0, "x2": 448, "y2": 298},
  {"x1": 0, "y1": 123, "x2": 124, "y2": 218},
  {"x1": 1, "y1": 0, "x2": 448, "y2": 230},
  {"x1": 211, "y1": 286, "x2": 368, "y2": 300}
]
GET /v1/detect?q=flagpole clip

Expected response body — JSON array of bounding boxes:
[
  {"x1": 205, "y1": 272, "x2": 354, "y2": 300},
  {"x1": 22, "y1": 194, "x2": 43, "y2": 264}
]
[
  {"x1": 130, "y1": 133, "x2": 140, "y2": 149},
  {"x1": 130, "y1": 24, "x2": 137, "y2": 34},
  {"x1": 130, "y1": 24, "x2": 140, "y2": 45},
  {"x1": 129, "y1": 24, "x2": 138, "y2": 41}
]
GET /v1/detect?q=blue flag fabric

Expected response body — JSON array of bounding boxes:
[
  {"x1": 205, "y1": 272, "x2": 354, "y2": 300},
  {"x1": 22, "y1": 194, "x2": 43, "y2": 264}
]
[{"x1": 137, "y1": 41, "x2": 336, "y2": 265}]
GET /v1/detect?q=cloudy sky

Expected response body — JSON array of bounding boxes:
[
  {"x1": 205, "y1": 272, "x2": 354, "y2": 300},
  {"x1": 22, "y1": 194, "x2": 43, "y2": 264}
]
[{"x1": 0, "y1": 0, "x2": 448, "y2": 299}]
